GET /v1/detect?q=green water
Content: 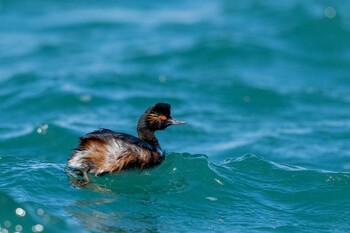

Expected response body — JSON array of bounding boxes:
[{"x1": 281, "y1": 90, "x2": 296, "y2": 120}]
[{"x1": 1, "y1": 0, "x2": 350, "y2": 232}]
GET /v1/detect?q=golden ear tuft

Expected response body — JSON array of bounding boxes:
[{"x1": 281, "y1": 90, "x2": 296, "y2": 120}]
[{"x1": 148, "y1": 113, "x2": 159, "y2": 125}]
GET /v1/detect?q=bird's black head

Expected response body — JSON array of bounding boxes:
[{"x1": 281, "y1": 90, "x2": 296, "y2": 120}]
[{"x1": 139, "y1": 102, "x2": 186, "y2": 132}]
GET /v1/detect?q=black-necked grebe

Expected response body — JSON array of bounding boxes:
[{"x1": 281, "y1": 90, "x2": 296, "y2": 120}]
[{"x1": 67, "y1": 102, "x2": 185, "y2": 186}]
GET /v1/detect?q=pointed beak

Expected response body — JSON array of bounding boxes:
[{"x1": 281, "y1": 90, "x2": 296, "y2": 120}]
[{"x1": 168, "y1": 118, "x2": 186, "y2": 125}]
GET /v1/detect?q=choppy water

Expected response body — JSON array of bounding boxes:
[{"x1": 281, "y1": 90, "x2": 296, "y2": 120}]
[{"x1": 1, "y1": 0, "x2": 350, "y2": 232}]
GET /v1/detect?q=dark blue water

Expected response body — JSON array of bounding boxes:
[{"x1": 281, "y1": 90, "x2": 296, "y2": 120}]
[{"x1": 1, "y1": 0, "x2": 350, "y2": 232}]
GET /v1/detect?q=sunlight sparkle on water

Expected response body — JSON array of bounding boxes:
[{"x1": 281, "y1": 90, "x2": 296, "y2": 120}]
[
  {"x1": 37, "y1": 124, "x2": 49, "y2": 134},
  {"x1": 158, "y1": 74, "x2": 167, "y2": 83},
  {"x1": 15, "y1": 208, "x2": 26, "y2": 217},
  {"x1": 4, "y1": 220, "x2": 11, "y2": 228},
  {"x1": 36, "y1": 209, "x2": 44, "y2": 216},
  {"x1": 32, "y1": 224, "x2": 44, "y2": 233},
  {"x1": 15, "y1": 224, "x2": 23, "y2": 232},
  {"x1": 206, "y1": 197, "x2": 218, "y2": 201},
  {"x1": 79, "y1": 95, "x2": 92, "y2": 102},
  {"x1": 215, "y1": 178, "x2": 224, "y2": 186},
  {"x1": 325, "y1": 6, "x2": 336, "y2": 18}
]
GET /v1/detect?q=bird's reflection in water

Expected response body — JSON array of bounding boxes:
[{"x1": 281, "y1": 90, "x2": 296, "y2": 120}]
[
  {"x1": 68, "y1": 195, "x2": 162, "y2": 232},
  {"x1": 66, "y1": 176, "x2": 164, "y2": 232}
]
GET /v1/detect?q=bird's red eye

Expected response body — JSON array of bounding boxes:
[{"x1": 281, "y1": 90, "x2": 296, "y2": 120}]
[{"x1": 160, "y1": 115, "x2": 167, "y2": 121}]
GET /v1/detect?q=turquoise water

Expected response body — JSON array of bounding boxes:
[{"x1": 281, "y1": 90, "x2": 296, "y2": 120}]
[{"x1": 1, "y1": 0, "x2": 350, "y2": 232}]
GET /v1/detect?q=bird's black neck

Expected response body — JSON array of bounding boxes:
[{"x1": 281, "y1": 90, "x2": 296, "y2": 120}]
[
  {"x1": 137, "y1": 128, "x2": 159, "y2": 147},
  {"x1": 137, "y1": 111, "x2": 159, "y2": 147}
]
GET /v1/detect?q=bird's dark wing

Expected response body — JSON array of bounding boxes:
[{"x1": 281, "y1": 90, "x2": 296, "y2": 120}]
[{"x1": 80, "y1": 128, "x2": 154, "y2": 151}]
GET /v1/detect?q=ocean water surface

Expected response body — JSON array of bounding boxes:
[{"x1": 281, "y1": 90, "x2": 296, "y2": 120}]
[{"x1": 1, "y1": 0, "x2": 350, "y2": 232}]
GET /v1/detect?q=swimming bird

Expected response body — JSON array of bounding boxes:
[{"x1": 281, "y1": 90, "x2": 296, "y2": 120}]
[{"x1": 67, "y1": 102, "x2": 186, "y2": 186}]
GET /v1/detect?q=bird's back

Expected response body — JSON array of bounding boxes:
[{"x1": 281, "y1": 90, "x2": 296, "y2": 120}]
[{"x1": 68, "y1": 129, "x2": 164, "y2": 175}]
